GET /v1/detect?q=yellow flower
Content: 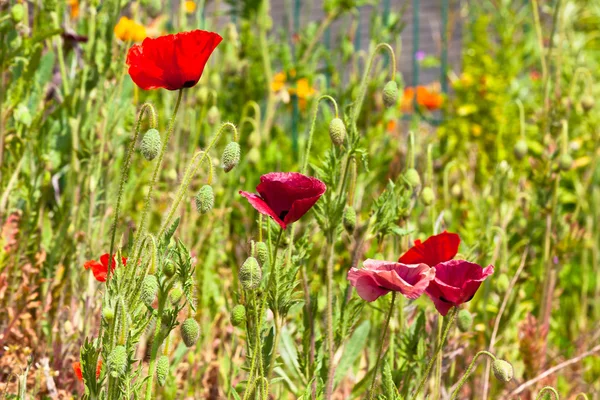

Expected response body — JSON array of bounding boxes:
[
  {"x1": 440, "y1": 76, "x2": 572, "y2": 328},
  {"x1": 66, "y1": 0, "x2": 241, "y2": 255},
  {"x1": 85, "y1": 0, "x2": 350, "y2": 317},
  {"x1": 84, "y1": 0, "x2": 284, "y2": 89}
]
[
  {"x1": 114, "y1": 16, "x2": 147, "y2": 43},
  {"x1": 271, "y1": 72, "x2": 287, "y2": 93},
  {"x1": 69, "y1": 0, "x2": 79, "y2": 19},
  {"x1": 271, "y1": 71, "x2": 316, "y2": 110},
  {"x1": 185, "y1": 1, "x2": 196, "y2": 13}
]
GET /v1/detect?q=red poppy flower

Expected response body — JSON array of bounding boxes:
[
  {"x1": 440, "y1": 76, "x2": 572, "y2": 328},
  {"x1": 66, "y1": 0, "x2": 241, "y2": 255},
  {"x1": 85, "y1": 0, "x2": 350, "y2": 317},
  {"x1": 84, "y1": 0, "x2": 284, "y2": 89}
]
[
  {"x1": 347, "y1": 259, "x2": 435, "y2": 302},
  {"x1": 398, "y1": 231, "x2": 460, "y2": 266},
  {"x1": 425, "y1": 260, "x2": 494, "y2": 316},
  {"x1": 73, "y1": 360, "x2": 102, "y2": 381},
  {"x1": 126, "y1": 29, "x2": 222, "y2": 91},
  {"x1": 84, "y1": 253, "x2": 127, "y2": 282},
  {"x1": 239, "y1": 172, "x2": 326, "y2": 229}
]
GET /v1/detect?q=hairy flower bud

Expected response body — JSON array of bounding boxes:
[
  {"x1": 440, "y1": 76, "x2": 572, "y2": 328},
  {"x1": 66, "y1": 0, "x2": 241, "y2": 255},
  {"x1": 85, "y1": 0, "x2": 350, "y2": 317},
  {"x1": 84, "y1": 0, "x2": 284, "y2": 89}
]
[
  {"x1": 231, "y1": 304, "x2": 246, "y2": 327},
  {"x1": 496, "y1": 273, "x2": 510, "y2": 293},
  {"x1": 141, "y1": 128, "x2": 161, "y2": 161},
  {"x1": 10, "y1": 4, "x2": 24, "y2": 23},
  {"x1": 492, "y1": 359, "x2": 514, "y2": 382},
  {"x1": 198, "y1": 87, "x2": 209, "y2": 105},
  {"x1": 254, "y1": 242, "x2": 269, "y2": 267},
  {"x1": 180, "y1": 318, "x2": 200, "y2": 348},
  {"x1": 404, "y1": 168, "x2": 421, "y2": 188},
  {"x1": 195, "y1": 185, "x2": 214, "y2": 214},
  {"x1": 108, "y1": 346, "x2": 127, "y2": 378},
  {"x1": 239, "y1": 256, "x2": 262, "y2": 290},
  {"x1": 581, "y1": 95, "x2": 595, "y2": 112},
  {"x1": 382, "y1": 81, "x2": 399, "y2": 108},
  {"x1": 457, "y1": 309, "x2": 473, "y2": 332},
  {"x1": 163, "y1": 260, "x2": 175, "y2": 278},
  {"x1": 102, "y1": 307, "x2": 115, "y2": 322},
  {"x1": 141, "y1": 275, "x2": 159, "y2": 307},
  {"x1": 558, "y1": 153, "x2": 573, "y2": 171},
  {"x1": 207, "y1": 105, "x2": 220, "y2": 125},
  {"x1": 170, "y1": 285, "x2": 183, "y2": 305},
  {"x1": 221, "y1": 142, "x2": 241, "y2": 172},
  {"x1": 343, "y1": 207, "x2": 356, "y2": 234},
  {"x1": 329, "y1": 118, "x2": 346, "y2": 146},
  {"x1": 514, "y1": 139, "x2": 528, "y2": 160},
  {"x1": 421, "y1": 187, "x2": 435, "y2": 205},
  {"x1": 156, "y1": 355, "x2": 169, "y2": 386}
]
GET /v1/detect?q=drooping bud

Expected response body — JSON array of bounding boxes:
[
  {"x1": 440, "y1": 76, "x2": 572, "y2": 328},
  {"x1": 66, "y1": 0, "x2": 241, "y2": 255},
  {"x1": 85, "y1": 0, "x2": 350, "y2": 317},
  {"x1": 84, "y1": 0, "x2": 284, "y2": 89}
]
[
  {"x1": 514, "y1": 139, "x2": 528, "y2": 160},
  {"x1": 580, "y1": 95, "x2": 595, "y2": 112},
  {"x1": 141, "y1": 275, "x2": 159, "y2": 307},
  {"x1": 231, "y1": 304, "x2": 246, "y2": 327},
  {"x1": 221, "y1": 142, "x2": 241, "y2": 172},
  {"x1": 108, "y1": 345, "x2": 127, "y2": 378},
  {"x1": 156, "y1": 355, "x2": 169, "y2": 386},
  {"x1": 180, "y1": 318, "x2": 200, "y2": 347},
  {"x1": 254, "y1": 242, "x2": 269, "y2": 267},
  {"x1": 558, "y1": 153, "x2": 573, "y2": 171},
  {"x1": 382, "y1": 81, "x2": 399, "y2": 108},
  {"x1": 405, "y1": 168, "x2": 421, "y2": 188},
  {"x1": 329, "y1": 118, "x2": 346, "y2": 146},
  {"x1": 457, "y1": 309, "x2": 473, "y2": 333},
  {"x1": 163, "y1": 260, "x2": 175, "y2": 278},
  {"x1": 207, "y1": 105, "x2": 220, "y2": 125},
  {"x1": 170, "y1": 284, "x2": 183, "y2": 305},
  {"x1": 102, "y1": 307, "x2": 115, "y2": 322},
  {"x1": 141, "y1": 128, "x2": 161, "y2": 161},
  {"x1": 10, "y1": 4, "x2": 24, "y2": 23},
  {"x1": 451, "y1": 183, "x2": 462, "y2": 198},
  {"x1": 239, "y1": 256, "x2": 262, "y2": 290},
  {"x1": 421, "y1": 187, "x2": 435, "y2": 205},
  {"x1": 195, "y1": 185, "x2": 214, "y2": 214},
  {"x1": 342, "y1": 207, "x2": 357, "y2": 234},
  {"x1": 492, "y1": 359, "x2": 514, "y2": 382}
]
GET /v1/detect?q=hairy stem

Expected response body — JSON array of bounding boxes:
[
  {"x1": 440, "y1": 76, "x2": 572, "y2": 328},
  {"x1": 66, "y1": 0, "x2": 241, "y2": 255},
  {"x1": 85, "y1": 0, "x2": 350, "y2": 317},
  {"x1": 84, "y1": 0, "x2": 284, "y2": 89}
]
[{"x1": 368, "y1": 292, "x2": 397, "y2": 400}]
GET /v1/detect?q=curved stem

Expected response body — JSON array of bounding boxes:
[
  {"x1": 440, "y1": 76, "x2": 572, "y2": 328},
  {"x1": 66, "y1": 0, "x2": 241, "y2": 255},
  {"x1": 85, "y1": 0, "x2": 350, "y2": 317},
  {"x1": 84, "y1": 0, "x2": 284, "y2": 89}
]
[
  {"x1": 411, "y1": 307, "x2": 458, "y2": 400},
  {"x1": 449, "y1": 351, "x2": 496, "y2": 400},
  {"x1": 302, "y1": 94, "x2": 340, "y2": 174},
  {"x1": 368, "y1": 292, "x2": 397, "y2": 400},
  {"x1": 535, "y1": 386, "x2": 560, "y2": 400}
]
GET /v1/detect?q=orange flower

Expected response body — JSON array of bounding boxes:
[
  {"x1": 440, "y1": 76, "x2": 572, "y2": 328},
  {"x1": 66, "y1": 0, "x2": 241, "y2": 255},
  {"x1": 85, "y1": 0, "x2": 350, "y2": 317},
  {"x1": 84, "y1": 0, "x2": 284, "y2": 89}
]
[
  {"x1": 271, "y1": 71, "x2": 316, "y2": 110},
  {"x1": 114, "y1": 16, "x2": 147, "y2": 43},
  {"x1": 69, "y1": 0, "x2": 79, "y2": 19},
  {"x1": 401, "y1": 86, "x2": 443, "y2": 112},
  {"x1": 73, "y1": 360, "x2": 102, "y2": 381}
]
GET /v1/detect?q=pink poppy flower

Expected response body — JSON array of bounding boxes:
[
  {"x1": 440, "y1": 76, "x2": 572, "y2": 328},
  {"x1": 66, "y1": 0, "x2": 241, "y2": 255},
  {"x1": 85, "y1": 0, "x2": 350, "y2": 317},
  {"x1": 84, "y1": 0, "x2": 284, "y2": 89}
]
[
  {"x1": 84, "y1": 253, "x2": 127, "y2": 282},
  {"x1": 425, "y1": 260, "x2": 494, "y2": 316},
  {"x1": 239, "y1": 172, "x2": 326, "y2": 229},
  {"x1": 347, "y1": 259, "x2": 436, "y2": 302}
]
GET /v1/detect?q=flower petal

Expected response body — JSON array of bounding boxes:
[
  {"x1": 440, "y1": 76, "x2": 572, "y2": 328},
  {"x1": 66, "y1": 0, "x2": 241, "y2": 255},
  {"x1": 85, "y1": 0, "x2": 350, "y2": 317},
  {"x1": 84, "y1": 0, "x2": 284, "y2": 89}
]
[
  {"x1": 239, "y1": 190, "x2": 286, "y2": 229},
  {"x1": 398, "y1": 231, "x2": 460, "y2": 266}
]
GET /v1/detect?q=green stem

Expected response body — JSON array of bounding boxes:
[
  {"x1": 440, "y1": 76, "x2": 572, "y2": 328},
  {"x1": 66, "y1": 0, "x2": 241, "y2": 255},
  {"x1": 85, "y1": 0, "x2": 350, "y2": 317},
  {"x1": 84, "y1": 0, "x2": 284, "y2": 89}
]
[
  {"x1": 324, "y1": 239, "x2": 336, "y2": 399},
  {"x1": 535, "y1": 387, "x2": 560, "y2": 400},
  {"x1": 411, "y1": 307, "x2": 458, "y2": 400},
  {"x1": 302, "y1": 95, "x2": 340, "y2": 174},
  {"x1": 368, "y1": 292, "x2": 397, "y2": 400},
  {"x1": 144, "y1": 298, "x2": 165, "y2": 400},
  {"x1": 449, "y1": 351, "x2": 496, "y2": 400}
]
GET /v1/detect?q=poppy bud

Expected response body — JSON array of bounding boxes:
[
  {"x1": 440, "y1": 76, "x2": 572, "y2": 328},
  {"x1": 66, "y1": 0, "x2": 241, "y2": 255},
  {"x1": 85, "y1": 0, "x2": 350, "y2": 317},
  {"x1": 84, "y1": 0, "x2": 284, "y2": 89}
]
[
  {"x1": 254, "y1": 242, "x2": 269, "y2": 267},
  {"x1": 231, "y1": 304, "x2": 246, "y2": 327},
  {"x1": 163, "y1": 260, "x2": 175, "y2": 277},
  {"x1": 225, "y1": 22, "x2": 238, "y2": 43},
  {"x1": 195, "y1": 185, "x2": 214, "y2": 214},
  {"x1": 558, "y1": 153, "x2": 573, "y2": 171},
  {"x1": 207, "y1": 105, "x2": 220, "y2": 125},
  {"x1": 141, "y1": 128, "x2": 161, "y2": 161},
  {"x1": 421, "y1": 187, "x2": 435, "y2": 205},
  {"x1": 221, "y1": 142, "x2": 241, "y2": 172},
  {"x1": 343, "y1": 207, "x2": 357, "y2": 234},
  {"x1": 382, "y1": 81, "x2": 399, "y2": 108},
  {"x1": 180, "y1": 318, "x2": 200, "y2": 347},
  {"x1": 492, "y1": 359, "x2": 514, "y2": 382},
  {"x1": 496, "y1": 273, "x2": 510, "y2": 293},
  {"x1": 198, "y1": 87, "x2": 209, "y2": 104},
  {"x1": 108, "y1": 345, "x2": 127, "y2": 378},
  {"x1": 329, "y1": 118, "x2": 346, "y2": 146},
  {"x1": 405, "y1": 168, "x2": 421, "y2": 188},
  {"x1": 246, "y1": 148, "x2": 260, "y2": 165},
  {"x1": 514, "y1": 139, "x2": 528, "y2": 160},
  {"x1": 457, "y1": 309, "x2": 473, "y2": 332},
  {"x1": 103, "y1": 307, "x2": 115, "y2": 322},
  {"x1": 141, "y1": 275, "x2": 159, "y2": 307},
  {"x1": 170, "y1": 285, "x2": 183, "y2": 305},
  {"x1": 239, "y1": 256, "x2": 262, "y2": 290},
  {"x1": 580, "y1": 95, "x2": 595, "y2": 112},
  {"x1": 10, "y1": 4, "x2": 24, "y2": 23},
  {"x1": 451, "y1": 183, "x2": 462, "y2": 198},
  {"x1": 156, "y1": 355, "x2": 169, "y2": 386}
]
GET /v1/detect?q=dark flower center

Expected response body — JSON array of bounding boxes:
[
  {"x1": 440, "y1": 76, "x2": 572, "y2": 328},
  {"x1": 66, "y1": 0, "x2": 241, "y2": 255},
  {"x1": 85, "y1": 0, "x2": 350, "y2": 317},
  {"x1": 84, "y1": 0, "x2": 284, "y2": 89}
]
[
  {"x1": 279, "y1": 210, "x2": 289, "y2": 220},
  {"x1": 439, "y1": 296, "x2": 452, "y2": 303},
  {"x1": 183, "y1": 80, "x2": 196, "y2": 88}
]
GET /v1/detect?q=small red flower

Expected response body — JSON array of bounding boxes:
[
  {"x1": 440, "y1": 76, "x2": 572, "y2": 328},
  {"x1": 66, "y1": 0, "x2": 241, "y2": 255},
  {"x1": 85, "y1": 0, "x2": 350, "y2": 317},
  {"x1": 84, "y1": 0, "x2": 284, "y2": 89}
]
[
  {"x1": 426, "y1": 260, "x2": 494, "y2": 316},
  {"x1": 347, "y1": 259, "x2": 435, "y2": 302},
  {"x1": 398, "y1": 231, "x2": 460, "y2": 266},
  {"x1": 73, "y1": 360, "x2": 102, "y2": 381},
  {"x1": 84, "y1": 253, "x2": 127, "y2": 282},
  {"x1": 240, "y1": 172, "x2": 326, "y2": 229},
  {"x1": 126, "y1": 30, "x2": 222, "y2": 91}
]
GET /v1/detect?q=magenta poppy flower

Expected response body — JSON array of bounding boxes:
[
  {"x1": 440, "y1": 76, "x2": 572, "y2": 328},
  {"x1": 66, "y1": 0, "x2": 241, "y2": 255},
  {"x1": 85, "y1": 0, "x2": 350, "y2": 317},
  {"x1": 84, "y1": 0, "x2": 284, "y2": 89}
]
[
  {"x1": 347, "y1": 259, "x2": 435, "y2": 302},
  {"x1": 425, "y1": 260, "x2": 494, "y2": 316},
  {"x1": 398, "y1": 230, "x2": 460, "y2": 266},
  {"x1": 239, "y1": 172, "x2": 326, "y2": 229}
]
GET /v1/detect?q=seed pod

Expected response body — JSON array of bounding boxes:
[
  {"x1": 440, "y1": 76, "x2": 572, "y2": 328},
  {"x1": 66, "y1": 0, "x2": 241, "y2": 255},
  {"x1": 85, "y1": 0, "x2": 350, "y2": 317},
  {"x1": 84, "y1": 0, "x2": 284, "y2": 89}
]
[
  {"x1": 180, "y1": 318, "x2": 200, "y2": 347},
  {"x1": 141, "y1": 128, "x2": 161, "y2": 161},
  {"x1": 221, "y1": 142, "x2": 241, "y2": 172},
  {"x1": 239, "y1": 256, "x2": 262, "y2": 290},
  {"x1": 163, "y1": 260, "x2": 175, "y2": 278},
  {"x1": 514, "y1": 139, "x2": 528, "y2": 160},
  {"x1": 382, "y1": 81, "x2": 399, "y2": 108},
  {"x1": 457, "y1": 309, "x2": 473, "y2": 333},
  {"x1": 342, "y1": 207, "x2": 356, "y2": 234},
  {"x1": 231, "y1": 305, "x2": 246, "y2": 327},
  {"x1": 492, "y1": 359, "x2": 514, "y2": 382},
  {"x1": 170, "y1": 284, "x2": 183, "y2": 305},
  {"x1": 207, "y1": 105, "x2": 220, "y2": 125},
  {"x1": 141, "y1": 275, "x2": 159, "y2": 307},
  {"x1": 108, "y1": 346, "x2": 127, "y2": 378},
  {"x1": 195, "y1": 185, "x2": 214, "y2": 214},
  {"x1": 329, "y1": 118, "x2": 346, "y2": 146},
  {"x1": 102, "y1": 307, "x2": 115, "y2": 322},
  {"x1": 421, "y1": 187, "x2": 435, "y2": 206},
  {"x1": 254, "y1": 242, "x2": 269, "y2": 267},
  {"x1": 558, "y1": 153, "x2": 573, "y2": 171},
  {"x1": 580, "y1": 95, "x2": 595, "y2": 112},
  {"x1": 10, "y1": 4, "x2": 24, "y2": 23},
  {"x1": 156, "y1": 355, "x2": 169, "y2": 386},
  {"x1": 404, "y1": 168, "x2": 421, "y2": 188}
]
